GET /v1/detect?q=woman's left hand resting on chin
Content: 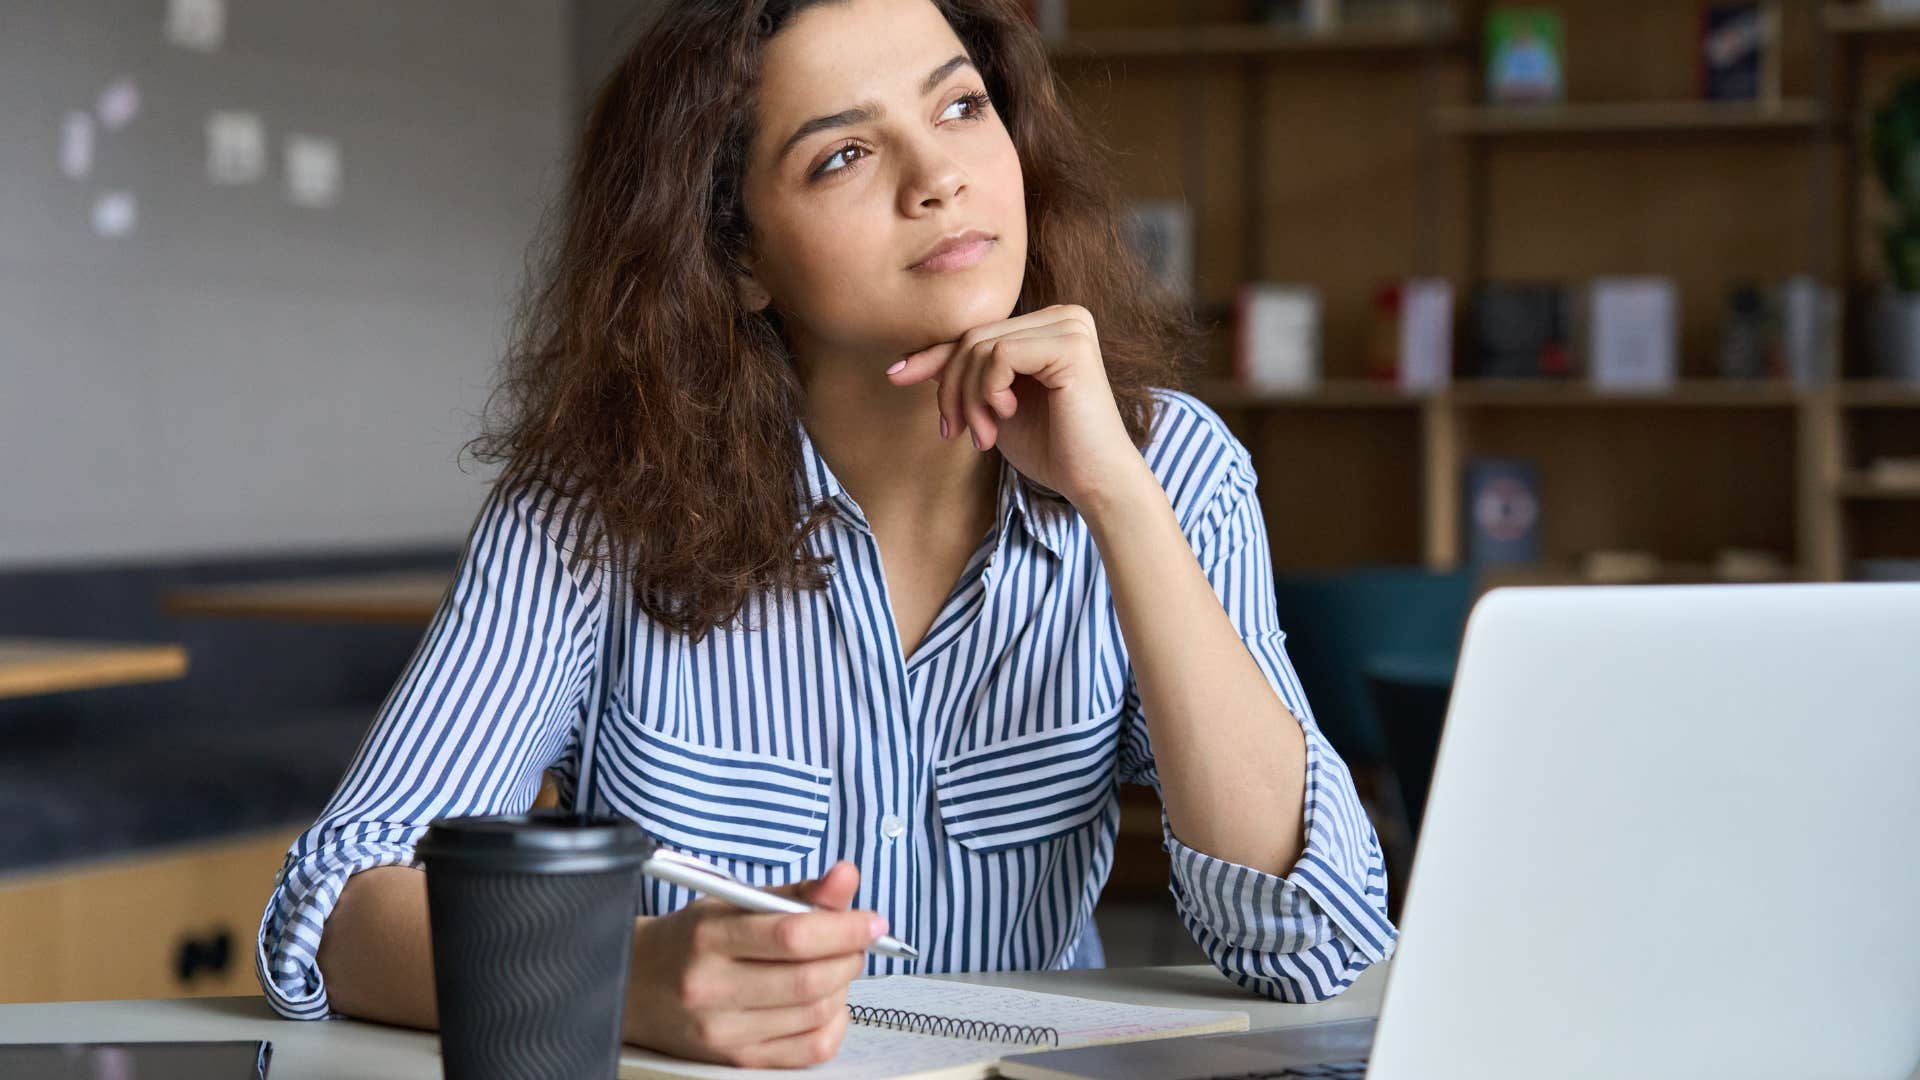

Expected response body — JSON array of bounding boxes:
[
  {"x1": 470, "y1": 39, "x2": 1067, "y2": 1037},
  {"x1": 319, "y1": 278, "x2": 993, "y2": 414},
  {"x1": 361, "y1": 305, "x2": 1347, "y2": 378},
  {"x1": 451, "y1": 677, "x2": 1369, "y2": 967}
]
[
  {"x1": 885, "y1": 303, "x2": 1151, "y2": 518},
  {"x1": 890, "y1": 302, "x2": 1315, "y2": 880}
]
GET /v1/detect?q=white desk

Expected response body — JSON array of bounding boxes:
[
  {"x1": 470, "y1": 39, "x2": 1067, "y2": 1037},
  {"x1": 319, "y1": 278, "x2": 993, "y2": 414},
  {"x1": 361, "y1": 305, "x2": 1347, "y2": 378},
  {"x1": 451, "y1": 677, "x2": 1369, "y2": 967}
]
[{"x1": 0, "y1": 963, "x2": 1388, "y2": 1079}]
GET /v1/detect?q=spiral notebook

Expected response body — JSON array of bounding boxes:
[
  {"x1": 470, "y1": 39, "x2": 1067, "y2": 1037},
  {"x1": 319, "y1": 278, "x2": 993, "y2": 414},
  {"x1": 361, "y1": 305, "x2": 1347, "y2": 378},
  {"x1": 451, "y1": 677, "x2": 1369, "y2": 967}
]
[{"x1": 617, "y1": 976, "x2": 1249, "y2": 1080}]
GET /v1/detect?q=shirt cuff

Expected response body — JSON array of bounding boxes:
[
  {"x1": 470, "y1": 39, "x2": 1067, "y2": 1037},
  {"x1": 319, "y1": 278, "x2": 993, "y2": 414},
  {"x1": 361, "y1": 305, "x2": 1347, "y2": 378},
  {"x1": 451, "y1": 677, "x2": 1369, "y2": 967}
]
[
  {"x1": 1161, "y1": 716, "x2": 1398, "y2": 1002},
  {"x1": 255, "y1": 836, "x2": 423, "y2": 1020}
]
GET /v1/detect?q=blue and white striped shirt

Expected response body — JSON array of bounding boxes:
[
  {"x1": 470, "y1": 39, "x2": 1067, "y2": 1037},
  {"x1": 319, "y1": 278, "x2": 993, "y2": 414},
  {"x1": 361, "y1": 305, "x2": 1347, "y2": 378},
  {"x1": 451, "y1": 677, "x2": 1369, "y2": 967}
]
[{"x1": 255, "y1": 387, "x2": 1397, "y2": 1020}]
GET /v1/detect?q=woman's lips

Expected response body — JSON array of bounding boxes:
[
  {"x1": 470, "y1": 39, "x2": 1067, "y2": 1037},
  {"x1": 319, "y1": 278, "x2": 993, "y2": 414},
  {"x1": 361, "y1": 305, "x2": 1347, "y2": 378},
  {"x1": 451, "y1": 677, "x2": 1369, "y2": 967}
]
[{"x1": 909, "y1": 238, "x2": 994, "y2": 273}]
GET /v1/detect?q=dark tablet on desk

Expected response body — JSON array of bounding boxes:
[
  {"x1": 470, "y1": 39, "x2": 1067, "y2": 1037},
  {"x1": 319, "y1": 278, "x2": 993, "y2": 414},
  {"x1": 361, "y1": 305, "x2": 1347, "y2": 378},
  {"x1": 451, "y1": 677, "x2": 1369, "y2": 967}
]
[{"x1": 0, "y1": 1040, "x2": 271, "y2": 1079}]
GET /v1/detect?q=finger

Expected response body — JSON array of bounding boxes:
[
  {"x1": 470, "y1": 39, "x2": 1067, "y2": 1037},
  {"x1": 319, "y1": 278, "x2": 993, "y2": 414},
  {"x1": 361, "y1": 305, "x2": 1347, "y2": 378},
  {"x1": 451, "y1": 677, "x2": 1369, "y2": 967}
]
[
  {"x1": 892, "y1": 316, "x2": 1083, "y2": 441},
  {"x1": 716, "y1": 908, "x2": 887, "y2": 961},
  {"x1": 977, "y1": 329, "x2": 1084, "y2": 393},
  {"x1": 948, "y1": 324, "x2": 1065, "y2": 444},
  {"x1": 694, "y1": 985, "x2": 849, "y2": 1048},
  {"x1": 884, "y1": 340, "x2": 956, "y2": 390},
  {"x1": 965, "y1": 344, "x2": 1000, "y2": 450},
  {"x1": 727, "y1": 1001, "x2": 851, "y2": 1069},
  {"x1": 763, "y1": 860, "x2": 858, "y2": 909},
  {"x1": 938, "y1": 339, "x2": 972, "y2": 443},
  {"x1": 885, "y1": 341, "x2": 964, "y2": 441},
  {"x1": 1051, "y1": 303, "x2": 1097, "y2": 338},
  {"x1": 717, "y1": 951, "x2": 865, "y2": 1009},
  {"x1": 888, "y1": 305, "x2": 1088, "y2": 388},
  {"x1": 808, "y1": 860, "x2": 860, "y2": 909},
  {"x1": 960, "y1": 326, "x2": 1071, "y2": 449}
]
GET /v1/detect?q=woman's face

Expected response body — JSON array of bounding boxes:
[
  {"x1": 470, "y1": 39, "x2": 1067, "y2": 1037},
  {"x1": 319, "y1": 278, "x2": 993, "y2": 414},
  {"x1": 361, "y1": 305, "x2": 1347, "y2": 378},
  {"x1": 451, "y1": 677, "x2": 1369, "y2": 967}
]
[{"x1": 738, "y1": 0, "x2": 1028, "y2": 364}]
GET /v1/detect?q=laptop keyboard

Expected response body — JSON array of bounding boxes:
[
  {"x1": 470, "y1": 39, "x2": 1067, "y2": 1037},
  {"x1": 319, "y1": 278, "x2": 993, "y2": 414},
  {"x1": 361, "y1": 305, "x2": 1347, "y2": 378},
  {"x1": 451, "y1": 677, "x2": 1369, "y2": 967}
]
[{"x1": 1201, "y1": 1061, "x2": 1369, "y2": 1080}]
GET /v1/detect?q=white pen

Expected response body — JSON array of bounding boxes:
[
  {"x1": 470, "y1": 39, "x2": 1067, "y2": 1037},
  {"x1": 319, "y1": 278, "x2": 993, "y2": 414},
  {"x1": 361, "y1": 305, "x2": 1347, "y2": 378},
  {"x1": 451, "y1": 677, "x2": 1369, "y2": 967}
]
[{"x1": 641, "y1": 846, "x2": 921, "y2": 962}]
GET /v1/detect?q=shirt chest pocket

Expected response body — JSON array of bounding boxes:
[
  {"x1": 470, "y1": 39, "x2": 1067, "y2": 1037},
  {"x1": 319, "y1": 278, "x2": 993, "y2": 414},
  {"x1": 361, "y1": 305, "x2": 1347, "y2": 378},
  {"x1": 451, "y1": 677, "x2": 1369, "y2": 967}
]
[
  {"x1": 934, "y1": 703, "x2": 1124, "y2": 854},
  {"x1": 608, "y1": 691, "x2": 833, "y2": 869}
]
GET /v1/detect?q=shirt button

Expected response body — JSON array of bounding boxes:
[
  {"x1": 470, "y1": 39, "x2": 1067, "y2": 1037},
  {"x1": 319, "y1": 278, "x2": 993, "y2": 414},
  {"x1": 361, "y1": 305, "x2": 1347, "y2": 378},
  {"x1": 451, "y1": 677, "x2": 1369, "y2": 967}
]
[{"x1": 881, "y1": 814, "x2": 905, "y2": 840}]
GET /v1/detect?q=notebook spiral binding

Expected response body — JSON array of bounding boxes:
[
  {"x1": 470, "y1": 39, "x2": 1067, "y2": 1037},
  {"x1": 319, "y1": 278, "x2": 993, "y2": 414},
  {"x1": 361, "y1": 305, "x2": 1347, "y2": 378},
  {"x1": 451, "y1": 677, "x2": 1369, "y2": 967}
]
[{"x1": 846, "y1": 1004, "x2": 1060, "y2": 1048}]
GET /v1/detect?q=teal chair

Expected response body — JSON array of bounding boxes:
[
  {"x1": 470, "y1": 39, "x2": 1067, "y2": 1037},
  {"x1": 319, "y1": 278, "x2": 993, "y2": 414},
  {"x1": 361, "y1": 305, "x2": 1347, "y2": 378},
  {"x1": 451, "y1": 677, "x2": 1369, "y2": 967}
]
[
  {"x1": 1269, "y1": 566, "x2": 1473, "y2": 760},
  {"x1": 1363, "y1": 652, "x2": 1455, "y2": 843},
  {"x1": 1269, "y1": 566, "x2": 1475, "y2": 853}
]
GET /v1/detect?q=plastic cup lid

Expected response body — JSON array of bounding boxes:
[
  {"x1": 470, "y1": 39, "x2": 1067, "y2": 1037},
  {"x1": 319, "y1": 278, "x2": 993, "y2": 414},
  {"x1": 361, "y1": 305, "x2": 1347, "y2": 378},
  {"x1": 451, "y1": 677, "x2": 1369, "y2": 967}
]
[{"x1": 416, "y1": 809, "x2": 655, "y2": 874}]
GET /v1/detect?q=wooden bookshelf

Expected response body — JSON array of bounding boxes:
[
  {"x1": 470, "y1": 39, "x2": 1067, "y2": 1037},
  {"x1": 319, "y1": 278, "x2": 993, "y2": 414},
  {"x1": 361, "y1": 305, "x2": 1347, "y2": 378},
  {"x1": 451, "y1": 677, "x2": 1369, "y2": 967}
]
[
  {"x1": 1196, "y1": 378, "x2": 1807, "y2": 409},
  {"x1": 1049, "y1": 21, "x2": 1458, "y2": 61},
  {"x1": 1191, "y1": 377, "x2": 1429, "y2": 409},
  {"x1": 1823, "y1": 5, "x2": 1920, "y2": 36},
  {"x1": 1837, "y1": 378, "x2": 1920, "y2": 405},
  {"x1": 1444, "y1": 379, "x2": 1807, "y2": 407},
  {"x1": 1053, "y1": 0, "x2": 1917, "y2": 583},
  {"x1": 1837, "y1": 473, "x2": 1920, "y2": 499},
  {"x1": 1825, "y1": 2, "x2": 1920, "y2": 578},
  {"x1": 1476, "y1": 561, "x2": 1807, "y2": 589},
  {"x1": 1434, "y1": 99, "x2": 1825, "y2": 136}
]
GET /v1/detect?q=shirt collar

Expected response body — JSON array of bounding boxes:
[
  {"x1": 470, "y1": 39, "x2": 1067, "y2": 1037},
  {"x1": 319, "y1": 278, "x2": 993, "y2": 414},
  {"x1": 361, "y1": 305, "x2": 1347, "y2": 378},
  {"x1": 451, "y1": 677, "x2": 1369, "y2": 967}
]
[{"x1": 792, "y1": 417, "x2": 1069, "y2": 559}]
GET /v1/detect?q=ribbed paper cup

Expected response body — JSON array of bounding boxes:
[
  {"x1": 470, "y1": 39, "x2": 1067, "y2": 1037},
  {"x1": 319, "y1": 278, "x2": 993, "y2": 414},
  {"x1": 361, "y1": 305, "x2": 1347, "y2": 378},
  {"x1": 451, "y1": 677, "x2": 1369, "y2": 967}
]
[{"x1": 416, "y1": 810, "x2": 651, "y2": 1079}]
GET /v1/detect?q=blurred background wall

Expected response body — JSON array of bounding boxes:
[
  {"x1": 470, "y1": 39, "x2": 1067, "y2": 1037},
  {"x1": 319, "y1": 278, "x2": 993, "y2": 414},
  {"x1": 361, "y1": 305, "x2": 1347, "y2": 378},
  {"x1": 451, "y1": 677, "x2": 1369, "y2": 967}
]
[{"x1": 0, "y1": 1, "x2": 569, "y2": 564}]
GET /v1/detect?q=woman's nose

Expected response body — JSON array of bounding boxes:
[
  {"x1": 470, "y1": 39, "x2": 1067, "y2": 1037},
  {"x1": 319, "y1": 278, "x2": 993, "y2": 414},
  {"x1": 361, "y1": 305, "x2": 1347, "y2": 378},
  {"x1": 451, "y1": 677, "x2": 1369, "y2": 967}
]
[{"x1": 902, "y1": 143, "x2": 968, "y2": 211}]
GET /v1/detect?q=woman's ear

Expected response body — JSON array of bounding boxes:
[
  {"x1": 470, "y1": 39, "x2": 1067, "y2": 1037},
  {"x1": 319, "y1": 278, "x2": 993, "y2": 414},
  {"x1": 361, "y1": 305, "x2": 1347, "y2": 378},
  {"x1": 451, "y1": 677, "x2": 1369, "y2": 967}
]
[
  {"x1": 733, "y1": 253, "x2": 772, "y2": 313},
  {"x1": 736, "y1": 273, "x2": 772, "y2": 313}
]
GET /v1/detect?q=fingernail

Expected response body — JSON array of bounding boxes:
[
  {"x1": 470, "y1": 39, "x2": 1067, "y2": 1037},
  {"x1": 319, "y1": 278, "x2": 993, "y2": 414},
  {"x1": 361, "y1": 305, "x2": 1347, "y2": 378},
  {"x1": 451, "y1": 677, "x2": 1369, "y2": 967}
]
[
  {"x1": 869, "y1": 916, "x2": 889, "y2": 940},
  {"x1": 970, "y1": 429, "x2": 981, "y2": 451},
  {"x1": 885, "y1": 359, "x2": 907, "y2": 375},
  {"x1": 940, "y1": 416, "x2": 949, "y2": 439}
]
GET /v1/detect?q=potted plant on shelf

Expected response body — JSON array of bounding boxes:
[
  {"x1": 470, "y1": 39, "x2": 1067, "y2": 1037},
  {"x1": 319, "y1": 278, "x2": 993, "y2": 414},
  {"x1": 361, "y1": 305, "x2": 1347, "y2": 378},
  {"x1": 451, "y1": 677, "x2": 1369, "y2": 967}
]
[{"x1": 1868, "y1": 75, "x2": 1920, "y2": 383}]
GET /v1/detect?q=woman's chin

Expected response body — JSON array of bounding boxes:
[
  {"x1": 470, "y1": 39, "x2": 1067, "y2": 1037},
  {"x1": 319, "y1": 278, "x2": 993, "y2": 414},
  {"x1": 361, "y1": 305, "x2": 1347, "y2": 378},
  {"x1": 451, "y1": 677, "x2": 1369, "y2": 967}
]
[{"x1": 900, "y1": 286, "x2": 1023, "y2": 342}]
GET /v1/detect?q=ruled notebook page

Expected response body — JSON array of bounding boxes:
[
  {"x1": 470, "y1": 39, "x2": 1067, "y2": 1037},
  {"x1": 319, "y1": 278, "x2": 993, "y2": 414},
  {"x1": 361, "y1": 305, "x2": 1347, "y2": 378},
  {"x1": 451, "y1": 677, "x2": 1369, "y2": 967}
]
[{"x1": 617, "y1": 976, "x2": 1251, "y2": 1080}]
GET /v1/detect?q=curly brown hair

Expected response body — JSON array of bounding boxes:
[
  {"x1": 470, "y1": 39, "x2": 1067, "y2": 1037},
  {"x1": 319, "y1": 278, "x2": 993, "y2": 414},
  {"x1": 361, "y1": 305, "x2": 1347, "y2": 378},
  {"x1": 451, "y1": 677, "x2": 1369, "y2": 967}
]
[{"x1": 464, "y1": 0, "x2": 1202, "y2": 641}]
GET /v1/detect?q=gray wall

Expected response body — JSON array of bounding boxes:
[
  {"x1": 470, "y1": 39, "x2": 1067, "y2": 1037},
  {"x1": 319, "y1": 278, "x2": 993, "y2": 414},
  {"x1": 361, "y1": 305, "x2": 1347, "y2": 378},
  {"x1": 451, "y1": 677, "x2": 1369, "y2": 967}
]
[
  {"x1": 0, "y1": 1, "x2": 574, "y2": 567},
  {"x1": 572, "y1": 1, "x2": 662, "y2": 118}
]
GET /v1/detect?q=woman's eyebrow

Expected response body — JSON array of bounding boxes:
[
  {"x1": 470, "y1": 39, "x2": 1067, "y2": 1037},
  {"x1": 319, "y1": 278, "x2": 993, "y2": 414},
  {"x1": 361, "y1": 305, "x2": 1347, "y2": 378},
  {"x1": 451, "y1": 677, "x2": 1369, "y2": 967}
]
[{"x1": 774, "y1": 54, "x2": 976, "y2": 165}]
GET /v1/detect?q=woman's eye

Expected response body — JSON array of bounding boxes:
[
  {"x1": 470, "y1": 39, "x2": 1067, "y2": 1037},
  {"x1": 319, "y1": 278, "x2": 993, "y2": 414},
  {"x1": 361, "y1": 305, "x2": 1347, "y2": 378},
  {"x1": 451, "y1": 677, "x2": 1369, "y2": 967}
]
[
  {"x1": 943, "y1": 91, "x2": 991, "y2": 121},
  {"x1": 809, "y1": 91, "x2": 992, "y2": 181},
  {"x1": 815, "y1": 144, "x2": 865, "y2": 178}
]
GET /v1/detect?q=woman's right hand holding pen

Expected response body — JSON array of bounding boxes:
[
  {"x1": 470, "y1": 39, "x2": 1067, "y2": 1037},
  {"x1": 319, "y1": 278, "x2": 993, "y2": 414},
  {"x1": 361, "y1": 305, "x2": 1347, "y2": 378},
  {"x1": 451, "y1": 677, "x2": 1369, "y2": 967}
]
[{"x1": 623, "y1": 859, "x2": 886, "y2": 1067}]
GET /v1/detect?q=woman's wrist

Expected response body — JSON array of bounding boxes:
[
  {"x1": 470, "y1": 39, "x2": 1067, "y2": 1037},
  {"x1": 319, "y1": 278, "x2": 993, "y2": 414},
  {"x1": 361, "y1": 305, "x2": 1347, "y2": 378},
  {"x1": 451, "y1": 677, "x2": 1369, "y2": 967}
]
[{"x1": 1074, "y1": 457, "x2": 1164, "y2": 534}]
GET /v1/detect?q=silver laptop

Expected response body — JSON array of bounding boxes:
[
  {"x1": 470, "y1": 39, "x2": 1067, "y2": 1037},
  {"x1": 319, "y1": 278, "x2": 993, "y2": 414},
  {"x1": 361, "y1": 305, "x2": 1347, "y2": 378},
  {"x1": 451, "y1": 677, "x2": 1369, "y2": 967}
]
[{"x1": 1003, "y1": 584, "x2": 1920, "y2": 1080}]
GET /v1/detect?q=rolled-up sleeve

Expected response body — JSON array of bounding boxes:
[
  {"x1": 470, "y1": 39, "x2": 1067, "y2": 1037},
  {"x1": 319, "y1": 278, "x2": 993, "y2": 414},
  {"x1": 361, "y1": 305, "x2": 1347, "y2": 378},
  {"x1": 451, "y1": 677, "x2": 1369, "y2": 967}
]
[
  {"x1": 1117, "y1": 444, "x2": 1397, "y2": 1003},
  {"x1": 255, "y1": 475, "x2": 609, "y2": 1019}
]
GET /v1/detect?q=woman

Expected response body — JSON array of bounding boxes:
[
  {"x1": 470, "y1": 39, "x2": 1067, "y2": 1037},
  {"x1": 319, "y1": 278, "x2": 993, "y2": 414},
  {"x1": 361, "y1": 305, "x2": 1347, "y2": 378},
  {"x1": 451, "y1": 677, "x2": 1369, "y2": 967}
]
[{"x1": 257, "y1": 0, "x2": 1395, "y2": 1067}]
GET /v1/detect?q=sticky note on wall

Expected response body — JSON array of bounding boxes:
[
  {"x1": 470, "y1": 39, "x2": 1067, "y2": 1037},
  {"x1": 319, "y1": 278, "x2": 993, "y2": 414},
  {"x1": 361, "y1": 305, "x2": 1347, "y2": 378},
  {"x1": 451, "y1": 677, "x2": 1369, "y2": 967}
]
[{"x1": 285, "y1": 134, "x2": 341, "y2": 209}]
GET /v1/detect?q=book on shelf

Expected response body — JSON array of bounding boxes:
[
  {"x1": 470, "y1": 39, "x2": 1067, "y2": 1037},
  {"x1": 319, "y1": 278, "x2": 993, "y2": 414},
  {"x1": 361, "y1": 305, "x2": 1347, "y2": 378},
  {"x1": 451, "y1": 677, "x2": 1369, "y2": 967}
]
[
  {"x1": 1866, "y1": 288, "x2": 1920, "y2": 385},
  {"x1": 1580, "y1": 549, "x2": 1663, "y2": 585},
  {"x1": 1234, "y1": 282, "x2": 1322, "y2": 393},
  {"x1": 1463, "y1": 457, "x2": 1542, "y2": 567},
  {"x1": 1867, "y1": 456, "x2": 1920, "y2": 489},
  {"x1": 1254, "y1": 0, "x2": 1443, "y2": 31},
  {"x1": 1718, "y1": 275, "x2": 1838, "y2": 385},
  {"x1": 1485, "y1": 8, "x2": 1564, "y2": 105},
  {"x1": 1119, "y1": 198, "x2": 1193, "y2": 308},
  {"x1": 1700, "y1": 2, "x2": 1782, "y2": 107},
  {"x1": 1253, "y1": 0, "x2": 1341, "y2": 31},
  {"x1": 1471, "y1": 282, "x2": 1573, "y2": 379},
  {"x1": 1719, "y1": 281, "x2": 1781, "y2": 380},
  {"x1": 1781, "y1": 275, "x2": 1838, "y2": 387},
  {"x1": 1854, "y1": 557, "x2": 1920, "y2": 582},
  {"x1": 1585, "y1": 276, "x2": 1679, "y2": 392},
  {"x1": 1367, "y1": 277, "x2": 1453, "y2": 391},
  {"x1": 1714, "y1": 548, "x2": 1790, "y2": 582},
  {"x1": 616, "y1": 976, "x2": 1249, "y2": 1079}
]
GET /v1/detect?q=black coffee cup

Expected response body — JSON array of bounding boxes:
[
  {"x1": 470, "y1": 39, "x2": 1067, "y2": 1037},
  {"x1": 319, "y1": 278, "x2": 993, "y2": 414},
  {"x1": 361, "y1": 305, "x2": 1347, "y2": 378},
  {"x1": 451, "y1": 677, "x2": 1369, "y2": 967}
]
[{"x1": 416, "y1": 810, "x2": 655, "y2": 1079}]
